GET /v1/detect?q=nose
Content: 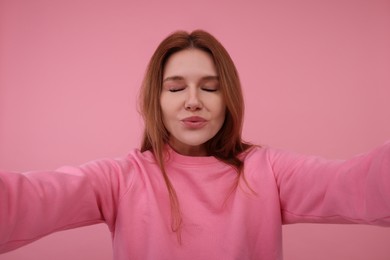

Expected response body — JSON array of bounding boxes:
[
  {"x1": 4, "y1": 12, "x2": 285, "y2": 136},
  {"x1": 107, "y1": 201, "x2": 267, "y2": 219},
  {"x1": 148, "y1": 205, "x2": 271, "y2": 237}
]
[{"x1": 185, "y1": 88, "x2": 202, "y2": 111}]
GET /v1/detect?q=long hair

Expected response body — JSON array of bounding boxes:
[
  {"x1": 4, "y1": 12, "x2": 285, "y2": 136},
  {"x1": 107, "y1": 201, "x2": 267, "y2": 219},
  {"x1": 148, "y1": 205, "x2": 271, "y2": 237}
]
[{"x1": 139, "y1": 30, "x2": 252, "y2": 240}]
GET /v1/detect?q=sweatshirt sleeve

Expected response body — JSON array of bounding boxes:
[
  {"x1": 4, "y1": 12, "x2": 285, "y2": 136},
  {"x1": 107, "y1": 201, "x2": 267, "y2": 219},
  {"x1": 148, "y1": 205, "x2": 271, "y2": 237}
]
[
  {"x1": 0, "y1": 156, "x2": 134, "y2": 253},
  {"x1": 268, "y1": 141, "x2": 390, "y2": 226}
]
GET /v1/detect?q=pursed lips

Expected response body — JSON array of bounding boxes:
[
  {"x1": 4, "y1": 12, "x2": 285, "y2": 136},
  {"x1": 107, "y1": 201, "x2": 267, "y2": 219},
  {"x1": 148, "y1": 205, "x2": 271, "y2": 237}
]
[
  {"x1": 182, "y1": 116, "x2": 207, "y2": 122},
  {"x1": 181, "y1": 116, "x2": 207, "y2": 128}
]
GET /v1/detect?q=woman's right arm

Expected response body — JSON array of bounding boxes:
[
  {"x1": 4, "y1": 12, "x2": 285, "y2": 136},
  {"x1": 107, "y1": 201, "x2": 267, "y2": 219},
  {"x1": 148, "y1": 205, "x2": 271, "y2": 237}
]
[{"x1": 0, "y1": 157, "x2": 134, "y2": 253}]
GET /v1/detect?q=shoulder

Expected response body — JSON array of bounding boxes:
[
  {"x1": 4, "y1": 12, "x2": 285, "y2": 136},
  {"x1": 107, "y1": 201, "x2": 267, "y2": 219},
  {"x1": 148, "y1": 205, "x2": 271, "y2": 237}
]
[
  {"x1": 241, "y1": 145, "x2": 273, "y2": 164},
  {"x1": 73, "y1": 148, "x2": 157, "y2": 184},
  {"x1": 125, "y1": 148, "x2": 156, "y2": 164},
  {"x1": 242, "y1": 145, "x2": 314, "y2": 168},
  {"x1": 240, "y1": 145, "x2": 310, "y2": 178}
]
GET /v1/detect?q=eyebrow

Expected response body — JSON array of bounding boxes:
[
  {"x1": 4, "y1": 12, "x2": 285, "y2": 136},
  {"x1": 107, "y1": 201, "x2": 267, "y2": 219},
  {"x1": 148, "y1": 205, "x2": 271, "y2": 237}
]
[{"x1": 163, "y1": 75, "x2": 219, "y2": 82}]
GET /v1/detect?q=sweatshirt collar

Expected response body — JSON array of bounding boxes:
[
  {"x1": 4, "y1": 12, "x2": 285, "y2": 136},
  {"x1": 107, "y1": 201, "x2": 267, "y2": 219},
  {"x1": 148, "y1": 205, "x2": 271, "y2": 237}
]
[{"x1": 164, "y1": 144, "x2": 221, "y2": 166}]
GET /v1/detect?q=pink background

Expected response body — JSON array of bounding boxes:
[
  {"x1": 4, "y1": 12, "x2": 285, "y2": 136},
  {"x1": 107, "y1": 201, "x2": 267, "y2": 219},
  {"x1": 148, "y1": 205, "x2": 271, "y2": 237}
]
[{"x1": 1, "y1": 0, "x2": 389, "y2": 259}]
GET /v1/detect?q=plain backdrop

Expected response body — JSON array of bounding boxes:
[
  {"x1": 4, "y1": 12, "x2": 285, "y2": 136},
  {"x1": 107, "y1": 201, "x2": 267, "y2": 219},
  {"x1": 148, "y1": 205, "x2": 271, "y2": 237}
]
[{"x1": 1, "y1": 0, "x2": 389, "y2": 259}]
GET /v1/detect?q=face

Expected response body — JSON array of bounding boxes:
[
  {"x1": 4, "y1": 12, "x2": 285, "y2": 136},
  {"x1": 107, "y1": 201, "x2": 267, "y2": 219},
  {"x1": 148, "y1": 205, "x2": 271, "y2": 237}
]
[{"x1": 160, "y1": 49, "x2": 226, "y2": 156}]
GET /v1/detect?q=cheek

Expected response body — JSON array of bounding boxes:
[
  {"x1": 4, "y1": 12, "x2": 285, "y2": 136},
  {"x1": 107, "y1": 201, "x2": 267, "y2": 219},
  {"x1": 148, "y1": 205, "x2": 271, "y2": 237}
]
[
  {"x1": 160, "y1": 100, "x2": 177, "y2": 133},
  {"x1": 160, "y1": 93, "x2": 182, "y2": 114},
  {"x1": 215, "y1": 99, "x2": 226, "y2": 119},
  {"x1": 160, "y1": 95, "x2": 171, "y2": 118}
]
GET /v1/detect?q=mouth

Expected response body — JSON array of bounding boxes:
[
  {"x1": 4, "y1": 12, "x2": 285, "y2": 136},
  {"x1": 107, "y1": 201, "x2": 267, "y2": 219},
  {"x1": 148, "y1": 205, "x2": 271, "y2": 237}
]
[{"x1": 181, "y1": 116, "x2": 207, "y2": 129}]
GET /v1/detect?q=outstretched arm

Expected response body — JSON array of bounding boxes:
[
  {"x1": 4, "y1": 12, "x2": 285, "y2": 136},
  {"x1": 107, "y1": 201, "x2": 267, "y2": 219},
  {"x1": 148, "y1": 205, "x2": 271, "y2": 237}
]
[
  {"x1": 269, "y1": 141, "x2": 390, "y2": 225},
  {"x1": 0, "y1": 157, "x2": 134, "y2": 253}
]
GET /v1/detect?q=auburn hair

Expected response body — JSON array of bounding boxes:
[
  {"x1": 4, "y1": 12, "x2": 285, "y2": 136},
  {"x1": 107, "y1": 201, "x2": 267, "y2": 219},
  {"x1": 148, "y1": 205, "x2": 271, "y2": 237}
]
[{"x1": 139, "y1": 30, "x2": 252, "y2": 240}]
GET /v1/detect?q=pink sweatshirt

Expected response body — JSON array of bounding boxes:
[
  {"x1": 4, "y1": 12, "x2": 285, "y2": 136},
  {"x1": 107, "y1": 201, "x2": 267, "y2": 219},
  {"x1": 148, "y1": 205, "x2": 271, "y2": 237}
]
[{"x1": 1, "y1": 143, "x2": 390, "y2": 259}]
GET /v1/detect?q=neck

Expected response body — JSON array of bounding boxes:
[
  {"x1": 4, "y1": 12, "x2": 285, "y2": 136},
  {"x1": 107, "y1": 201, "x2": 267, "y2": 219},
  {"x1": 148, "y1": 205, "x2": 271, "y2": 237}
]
[{"x1": 168, "y1": 141, "x2": 207, "y2": 156}]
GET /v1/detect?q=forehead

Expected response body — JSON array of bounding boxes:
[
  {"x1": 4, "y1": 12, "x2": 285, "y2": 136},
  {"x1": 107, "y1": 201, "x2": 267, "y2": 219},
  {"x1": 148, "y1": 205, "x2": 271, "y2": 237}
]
[{"x1": 163, "y1": 49, "x2": 217, "y2": 79}]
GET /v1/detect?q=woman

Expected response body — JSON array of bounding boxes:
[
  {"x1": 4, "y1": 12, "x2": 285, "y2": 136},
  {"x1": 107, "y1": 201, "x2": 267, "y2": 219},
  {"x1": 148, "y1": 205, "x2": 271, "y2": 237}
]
[{"x1": 1, "y1": 30, "x2": 389, "y2": 260}]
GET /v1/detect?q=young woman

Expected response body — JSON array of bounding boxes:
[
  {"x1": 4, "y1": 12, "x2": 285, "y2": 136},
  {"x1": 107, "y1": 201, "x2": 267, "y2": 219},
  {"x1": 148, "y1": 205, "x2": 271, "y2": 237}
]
[{"x1": 1, "y1": 30, "x2": 389, "y2": 260}]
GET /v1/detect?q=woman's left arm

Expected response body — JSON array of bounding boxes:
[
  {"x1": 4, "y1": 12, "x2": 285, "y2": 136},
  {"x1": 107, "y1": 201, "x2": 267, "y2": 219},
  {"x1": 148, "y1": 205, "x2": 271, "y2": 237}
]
[{"x1": 269, "y1": 141, "x2": 390, "y2": 226}]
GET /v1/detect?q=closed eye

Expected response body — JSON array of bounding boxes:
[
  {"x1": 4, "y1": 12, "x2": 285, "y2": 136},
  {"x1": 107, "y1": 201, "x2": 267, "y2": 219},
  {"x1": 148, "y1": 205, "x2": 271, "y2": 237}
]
[
  {"x1": 169, "y1": 88, "x2": 184, "y2": 92},
  {"x1": 200, "y1": 80, "x2": 219, "y2": 92},
  {"x1": 202, "y1": 88, "x2": 218, "y2": 92},
  {"x1": 201, "y1": 87, "x2": 218, "y2": 92}
]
